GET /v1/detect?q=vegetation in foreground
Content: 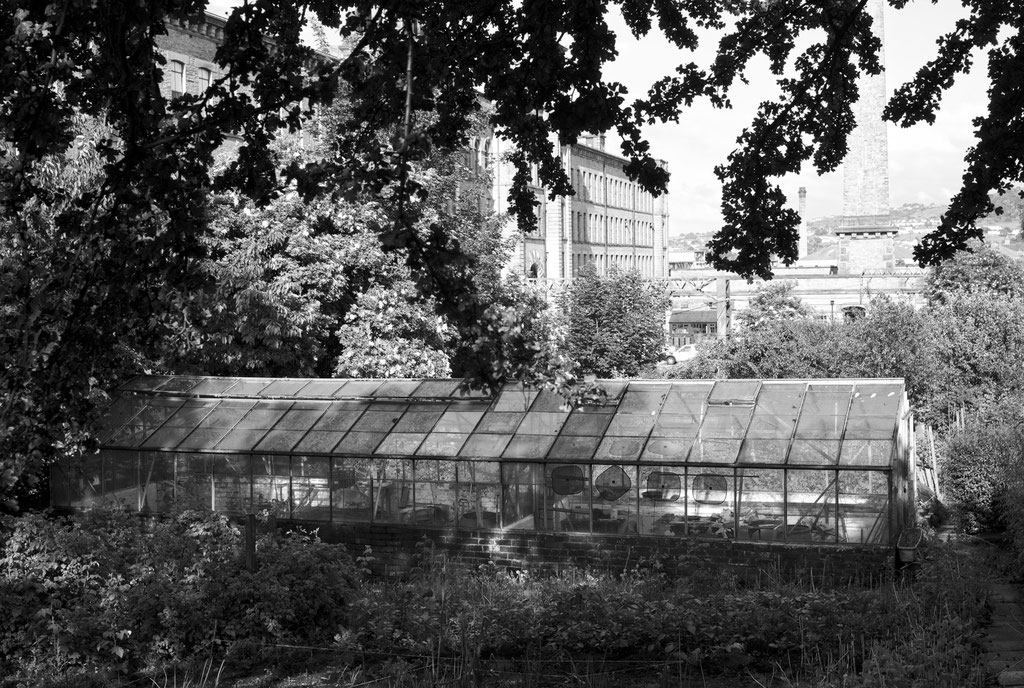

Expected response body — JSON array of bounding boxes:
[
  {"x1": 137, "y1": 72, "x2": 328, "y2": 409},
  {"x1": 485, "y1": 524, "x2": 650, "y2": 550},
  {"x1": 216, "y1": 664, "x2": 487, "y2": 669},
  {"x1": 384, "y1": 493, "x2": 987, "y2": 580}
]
[{"x1": 0, "y1": 507, "x2": 995, "y2": 688}]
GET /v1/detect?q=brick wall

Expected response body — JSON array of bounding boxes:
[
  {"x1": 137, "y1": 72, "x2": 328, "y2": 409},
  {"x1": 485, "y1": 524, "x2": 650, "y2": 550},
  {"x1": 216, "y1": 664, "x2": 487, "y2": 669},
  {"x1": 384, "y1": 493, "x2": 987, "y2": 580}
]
[{"x1": 282, "y1": 520, "x2": 894, "y2": 586}]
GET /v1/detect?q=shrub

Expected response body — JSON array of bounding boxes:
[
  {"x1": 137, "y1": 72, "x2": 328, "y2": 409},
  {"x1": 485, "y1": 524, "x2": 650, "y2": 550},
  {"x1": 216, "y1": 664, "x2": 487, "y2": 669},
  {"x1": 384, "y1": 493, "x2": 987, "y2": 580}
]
[{"x1": 941, "y1": 421, "x2": 1024, "y2": 531}]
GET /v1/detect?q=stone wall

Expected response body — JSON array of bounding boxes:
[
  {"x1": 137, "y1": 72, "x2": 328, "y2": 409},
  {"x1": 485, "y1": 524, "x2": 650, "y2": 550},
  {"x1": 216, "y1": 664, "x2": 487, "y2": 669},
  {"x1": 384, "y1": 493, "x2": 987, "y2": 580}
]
[{"x1": 283, "y1": 520, "x2": 894, "y2": 586}]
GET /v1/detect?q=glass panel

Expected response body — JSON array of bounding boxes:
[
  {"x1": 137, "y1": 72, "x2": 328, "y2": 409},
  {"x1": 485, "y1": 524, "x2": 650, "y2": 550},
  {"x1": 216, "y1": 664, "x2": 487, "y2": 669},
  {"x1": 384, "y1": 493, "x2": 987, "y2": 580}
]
[
  {"x1": 310, "y1": 402, "x2": 367, "y2": 432},
  {"x1": 839, "y1": 470, "x2": 890, "y2": 544},
  {"x1": 843, "y1": 416, "x2": 897, "y2": 440},
  {"x1": 753, "y1": 383, "x2": 805, "y2": 414},
  {"x1": 175, "y1": 453, "x2": 215, "y2": 510},
  {"x1": 350, "y1": 410, "x2": 405, "y2": 433},
  {"x1": 851, "y1": 384, "x2": 901, "y2": 416},
  {"x1": 459, "y1": 433, "x2": 512, "y2": 458},
  {"x1": 433, "y1": 409, "x2": 486, "y2": 434},
  {"x1": 394, "y1": 409, "x2": 445, "y2": 433},
  {"x1": 639, "y1": 467, "x2": 685, "y2": 535},
  {"x1": 410, "y1": 460, "x2": 457, "y2": 526},
  {"x1": 699, "y1": 406, "x2": 753, "y2": 438},
  {"x1": 737, "y1": 468, "x2": 784, "y2": 541},
  {"x1": 67, "y1": 455, "x2": 104, "y2": 507},
  {"x1": 174, "y1": 427, "x2": 232, "y2": 451},
  {"x1": 254, "y1": 430, "x2": 307, "y2": 453},
  {"x1": 708, "y1": 380, "x2": 759, "y2": 403},
  {"x1": 794, "y1": 414, "x2": 846, "y2": 439},
  {"x1": 101, "y1": 450, "x2": 140, "y2": 509},
  {"x1": 294, "y1": 430, "x2": 345, "y2": 453},
  {"x1": 410, "y1": 379, "x2": 462, "y2": 398},
  {"x1": 213, "y1": 428, "x2": 268, "y2": 451},
  {"x1": 332, "y1": 458, "x2": 373, "y2": 522},
  {"x1": 502, "y1": 462, "x2": 545, "y2": 531},
  {"x1": 549, "y1": 464, "x2": 591, "y2": 532},
  {"x1": 492, "y1": 385, "x2": 539, "y2": 412},
  {"x1": 617, "y1": 387, "x2": 668, "y2": 414},
  {"x1": 839, "y1": 440, "x2": 894, "y2": 467},
  {"x1": 188, "y1": 379, "x2": 240, "y2": 395},
  {"x1": 594, "y1": 436, "x2": 644, "y2": 461},
  {"x1": 373, "y1": 432, "x2": 427, "y2": 455},
  {"x1": 296, "y1": 380, "x2": 346, "y2": 397},
  {"x1": 96, "y1": 397, "x2": 148, "y2": 443},
  {"x1": 416, "y1": 433, "x2": 469, "y2": 456},
  {"x1": 641, "y1": 438, "x2": 693, "y2": 461},
  {"x1": 683, "y1": 468, "x2": 735, "y2": 538},
  {"x1": 291, "y1": 456, "x2": 330, "y2": 521},
  {"x1": 224, "y1": 379, "x2": 273, "y2": 396},
  {"x1": 801, "y1": 385, "x2": 853, "y2": 415},
  {"x1": 529, "y1": 389, "x2": 572, "y2": 412},
  {"x1": 107, "y1": 399, "x2": 183, "y2": 448},
  {"x1": 370, "y1": 458, "x2": 413, "y2": 523},
  {"x1": 197, "y1": 401, "x2": 258, "y2": 428},
  {"x1": 334, "y1": 380, "x2": 382, "y2": 397},
  {"x1": 651, "y1": 413, "x2": 701, "y2": 438},
  {"x1": 372, "y1": 380, "x2": 423, "y2": 397},
  {"x1": 258, "y1": 380, "x2": 311, "y2": 396},
  {"x1": 746, "y1": 414, "x2": 796, "y2": 439},
  {"x1": 517, "y1": 412, "x2": 569, "y2": 435},
  {"x1": 547, "y1": 435, "x2": 601, "y2": 460},
  {"x1": 162, "y1": 400, "x2": 220, "y2": 427},
  {"x1": 688, "y1": 438, "x2": 741, "y2": 464},
  {"x1": 476, "y1": 412, "x2": 524, "y2": 434},
  {"x1": 212, "y1": 455, "x2": 250, "y2": 515},
  {"x1": 592, "y1": 465, "x2": 637, "y2": 534},
  {"x1": 233, "y1": 404, "x2": 291, "y2": 430},
  {"x1": 334, "y1": 431, "x2": 386, "y2": 454},
  {"x1": 737, "y1": 439, "x2": 790, "y2": 464},
  {"x1": 154, "y1": 377, "x2": 201, "y2": 393},
  {"x1": 274, "y1": 404, "x2": 330, "y2": 431},
  {"x1": 789, "y1": 439, "x2": 840, "y2": 465},
  {"x1": 606, "y1": 414, "x2": 656, "y2": 437},
  {"x1": 785, "y1": 469, "x2": 838, "y2": 542},
  {"x1": 252, "y1": 455, "x2": 291, "y2": 516},
  {"x1": 503, "y1": 435, "x2": 556, "y2": 459},
  {"x1": 455, "y1": 461, "x2": 500, "y2": 529},
  {"x1": 560, "y1": 412, "x2": 612, "y2": 437},
  {"x1": 139, "y1": 452, "x2": 174, "y2": 513}
]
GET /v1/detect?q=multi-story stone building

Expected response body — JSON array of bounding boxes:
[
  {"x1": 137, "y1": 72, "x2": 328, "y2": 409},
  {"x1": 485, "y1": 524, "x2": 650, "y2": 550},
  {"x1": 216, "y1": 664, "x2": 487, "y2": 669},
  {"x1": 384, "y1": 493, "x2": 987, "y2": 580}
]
[{"x1": 156, "y1": 13, "x2": 227, "y2": 100}]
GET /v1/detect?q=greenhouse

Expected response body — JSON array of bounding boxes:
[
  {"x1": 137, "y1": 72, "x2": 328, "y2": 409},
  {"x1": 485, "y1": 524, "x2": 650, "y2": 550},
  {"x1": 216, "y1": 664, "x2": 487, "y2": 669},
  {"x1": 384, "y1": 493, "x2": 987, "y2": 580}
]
[{"x1": 53, "y1": 376, "x2": 915, "y2": 547}]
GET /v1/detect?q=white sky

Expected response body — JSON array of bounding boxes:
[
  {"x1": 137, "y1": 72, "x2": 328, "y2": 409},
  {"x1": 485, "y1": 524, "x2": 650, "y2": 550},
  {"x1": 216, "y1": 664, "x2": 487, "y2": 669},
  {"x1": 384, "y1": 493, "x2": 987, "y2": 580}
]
[{"x1": 206, "y1": 1, "x2": 986, "y2": 236}]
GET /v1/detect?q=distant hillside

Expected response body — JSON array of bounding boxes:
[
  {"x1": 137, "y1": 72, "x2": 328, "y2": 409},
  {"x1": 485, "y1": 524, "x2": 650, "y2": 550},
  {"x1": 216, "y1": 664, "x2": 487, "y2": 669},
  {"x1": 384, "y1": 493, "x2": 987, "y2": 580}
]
[{"x1": 808, "y1": 194, "x2": 1024, "y2": 233}]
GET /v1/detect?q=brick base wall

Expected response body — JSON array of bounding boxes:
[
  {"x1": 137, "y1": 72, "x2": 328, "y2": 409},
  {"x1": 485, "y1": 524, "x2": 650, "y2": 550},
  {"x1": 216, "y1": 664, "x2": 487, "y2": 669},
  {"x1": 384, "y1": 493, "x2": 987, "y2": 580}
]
[{"x1": 281, "y1": 520, "x2": 894, "y2": 586}]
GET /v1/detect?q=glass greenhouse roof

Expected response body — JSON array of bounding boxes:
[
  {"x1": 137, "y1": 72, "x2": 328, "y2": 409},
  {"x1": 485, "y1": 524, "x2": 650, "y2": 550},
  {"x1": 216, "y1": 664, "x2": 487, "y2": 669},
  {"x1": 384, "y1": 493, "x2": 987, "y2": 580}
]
[{"x1": 100, "y1": 376, "x2": 906, "y2": 468}]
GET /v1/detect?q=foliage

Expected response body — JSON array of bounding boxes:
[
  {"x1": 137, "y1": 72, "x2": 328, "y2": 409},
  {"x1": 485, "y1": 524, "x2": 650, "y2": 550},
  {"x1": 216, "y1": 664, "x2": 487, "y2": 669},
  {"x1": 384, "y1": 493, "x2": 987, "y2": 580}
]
[
  {"x1": 1001, "y1": 448, "x2": 1024, "y2": 566},
  {"x1": 943, "y1": 416, "x2": 1024, "y2": 532},
  {"x1": 558, "y1": 266, "x2": 669, "y2": 378},
  {"x1": 733, "y1": 280, "x2": 814, "y2": 332},
  {"x1": 925, "y1": 241, "x2": 1024, "y2": 305}
]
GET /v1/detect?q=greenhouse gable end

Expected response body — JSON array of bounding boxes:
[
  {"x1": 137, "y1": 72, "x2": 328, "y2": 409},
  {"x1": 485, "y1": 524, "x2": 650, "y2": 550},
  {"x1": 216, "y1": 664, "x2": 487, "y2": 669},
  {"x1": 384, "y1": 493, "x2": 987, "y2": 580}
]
[{"x1": 54, "y1": 376, "x2": 914, "y2": 581}]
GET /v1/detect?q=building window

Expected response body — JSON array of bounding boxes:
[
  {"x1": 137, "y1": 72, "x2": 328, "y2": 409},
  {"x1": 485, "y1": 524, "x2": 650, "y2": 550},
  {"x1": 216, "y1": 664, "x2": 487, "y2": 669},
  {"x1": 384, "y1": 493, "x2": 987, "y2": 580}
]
[
  {"x1": 197, "y1": 67, "x2": 211, "y2": 94},
  {"x1": 169, "y1": 60, "x2": 185, "y2": 97}
]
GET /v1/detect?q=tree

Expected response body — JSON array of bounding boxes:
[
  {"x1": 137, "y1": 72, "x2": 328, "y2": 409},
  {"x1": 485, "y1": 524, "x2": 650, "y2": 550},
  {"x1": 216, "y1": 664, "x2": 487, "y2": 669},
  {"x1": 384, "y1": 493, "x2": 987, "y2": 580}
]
[
  {"x1": 560, "y1": 266, "x2": 669, "y2": 378},
  {"x1": 733, "y1": 281, "x2": 814, "y2": 332},
  {"x1": 924, "y1": 241, "x2": 1024, "y2": 305}
]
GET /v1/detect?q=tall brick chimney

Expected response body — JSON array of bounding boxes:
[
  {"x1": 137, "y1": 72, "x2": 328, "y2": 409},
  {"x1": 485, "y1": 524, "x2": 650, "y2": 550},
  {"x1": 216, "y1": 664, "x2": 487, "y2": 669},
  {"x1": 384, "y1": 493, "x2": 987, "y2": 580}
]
[{"x1": 798, "y1": 186, "x2": 808, "y2": 259}]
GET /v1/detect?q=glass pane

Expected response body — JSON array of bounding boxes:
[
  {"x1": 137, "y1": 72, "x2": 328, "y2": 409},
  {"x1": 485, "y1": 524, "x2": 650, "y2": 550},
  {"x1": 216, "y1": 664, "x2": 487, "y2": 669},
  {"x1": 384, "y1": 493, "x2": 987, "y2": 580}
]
[
  {"x1": 188, "y1": 379, "x2": 240, "y2": 395},
  {"x1": 410, "y1": 460, "x2": 457, "y2": 526},
  {"x1": 641, "y1": 438, "x2": 692, "y2": 461},
  {"x1": 801, "y1": 385, "x2": 853, "y2": 415},
  {"x1": 197, "y1": 401, "x2": 258, "y2": 428},
  {"x1": 839, "y1": 470, "x2": 890, "y2": 544},
  {"x1": 213, "y1": 428, "x2": 269, "y2": 451},
  {"x1": 547, "y1": 435, "x2": 601, "y2": 460},
  {"x1": 789, "y1": 439, "x2": 841, "y2": 465},
  {"x1": 417, "y1": 433, "x2": 470, "y2": 456},
  {"x1": 517, "y1": 412, "x2": 569, "y2": 435},
  {"x1": 335, "y1": 431, "x2": 386, "y2": 455},
  {"x1": 373, "y1": 432, "x2": 427, "y2": 455},
  {"x1": 349, "y1": 409, "x2": 405, "y2": 433},
  {"x1": 794, "y1": 414, "x2": 846, "y2": 439},
  {"x1": 492, "y1": 385, "x2": 539, "y2": 412},
  {"x1": 258, "y1": 380, "x2": 311, "y2": 396},
  {"x1": 708, "y1": 380, "x2": 759, "y2": 403},
  {"x1": 153, "y1": 376, "x2": 201, "y2": 393},
  {"x1": 651, "y1": 413, "x2": 701, "y2": 438},
  {"x1": 174, "y1": 427, "x2": 232, "y2": 451},
  {"x1": 529, "y1": 389, "x2": 572, "y2": 412},
  {"x1": 252, "y1": 455, "x2": 291, "y2": 516},
  {"x1": 683, "y1": 468, "x2": 735, "y2": 538},
  {"x1": 502, "y1": 435, "x2": 556, "y2": 459},
  {"x1": 310, "y1": 402, "x2": 367, "y2": 432},
  {"x1": 560, "y1": 412, "x2": 612, "y2": 437},
  {"x1": 334, "y1": 380, "x2": 382, "y2": 397},
  {"x1": 213, "y1": 455, "x2": 251, "y2": 515},
  {"x1": 737, "y1": 439, "x2": 790, "y2": 464},
  {"x1": 433, "y1": 409, "x2": 486, "y2": 434},
  {"x1": 617, "y1": 388, "x2": 668, "y2": 414},
  {"x1": 96, "y1": 397, "x2": 148, "y2": 443},
  {"x1": 332, "y1": 458, "x2": 373, "y2": 522},
  {"x1": 370, "y1": 458, "x2": 413, "y2": 523},
  {"x1": 753, "y1": 383, "x2": 805, "y2": 414},
  {"x1": 67, "y1": 455, "x2": 104, "y2": 507},
  {"x1": 410, "y1": 379, "x2": 461, "y2": 398},
  {"x1": 746, "y1": 413, "x2": 796, "y2": 439},
  {"x1": 296, "y1": 380, "x2": 346, "y2": 397},
  {"x1": 294, "y1": 430, "x2": 345, "y2": 453},
  {"x1": 594, "y1": 436, "x2": 644, "y2": 461},
  {"x1": 851, "y1": 384, "x2": 901, "y2": 416},
  {"x1": 139, "y1": 452, "x2": 174, "y2": 513},
  {"x1": 666, "y1": 383, "x2": 712, "y2": 414},
  {"x1": 372, "y1": 380, "x2": 423, "y2": 397},
  {"x1": 606, "y1": 414, "x2": 656, "y2": 437},
  {"x1": 163, "y1": 400, "x2": 220, "y2": 427},
  {"x1": 274, "y1": 404, "x2": 330, "y2": 431},
  {"x1": 785, "y1": 469, "x2": 838, "y2": 542},
  {"x1": 107, "y1": 399, "x2": 183, "y2": 448},
  {"x1": 737, "y1": 468, "x2": 784, "y2": 541},
  {"x1": 843, "y1": 416, "x2": 897, "y2": 440},
  {"x1": 175, "y1": 453, "x2": 214, "y2": 510},
  {"x1": 477, "y1": 412, "x2": 525, "y2": 434},
  {"x1": 688, "y1": 438, "x2": 741, "y2": 464},
  {"x1": 639, "y1": 467, "x2": 685, "y2": 535},
  {"x1": 254, "y1": 430, "x2": 307, "y2": 453},
  {"x1": 394, "y1": 409, "x2": 445, "y2": 433},
  {"x1": 101, "y1": 450, "x2": 140, "y2": 509},
  {"x1": 502, "y1": 462, "x2": 544, "y2": 531},
  {"x1": 592, "y1": 465, "x2": 637, "y2": 534},
  {"x1": 699, "y1": 406, "x2": 753, "y2": 438},
  {"x1": 549, "y1": 464, "x2": 591, "y2": 532},
  {"x1": 455, "y1": 461, "x2": 500, "y2": 529},
  {"x1": 290, "y1": 456, "x2": 331, "y2": 521},
  {"x1": 839, "y1": 440, "x2": 893, "y2": 467},
  {"x1": 460, "y1": 433, "x2": 512, "y2": 458}
]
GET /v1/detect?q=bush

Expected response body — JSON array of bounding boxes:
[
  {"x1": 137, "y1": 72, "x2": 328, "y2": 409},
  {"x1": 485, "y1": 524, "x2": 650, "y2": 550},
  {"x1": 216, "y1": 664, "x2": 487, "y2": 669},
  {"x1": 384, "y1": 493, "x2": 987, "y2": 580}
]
[{"x1": 941, "y1": 421, "x2": 1024, "y2": 531}]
